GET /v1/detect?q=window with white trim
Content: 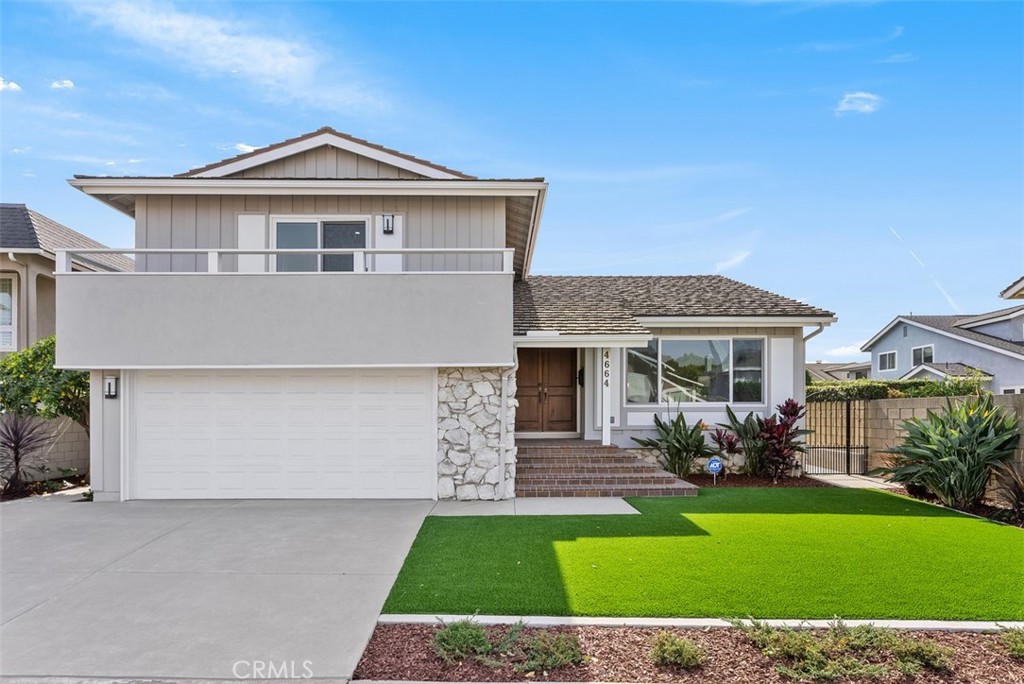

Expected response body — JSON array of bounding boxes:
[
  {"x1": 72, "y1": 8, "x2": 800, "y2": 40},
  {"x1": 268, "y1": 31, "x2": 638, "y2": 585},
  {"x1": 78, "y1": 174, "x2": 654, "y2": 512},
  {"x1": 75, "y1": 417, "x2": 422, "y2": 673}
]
[
  {"x1": 271, "y1": 216, "x2": 369, "y2": 272},
  {"x1": 911, "y1": 344, "x2": 934, "y2": 366},
  {"x1": 625, "y1": 337, "x2": 764, "y2": 404},
  {"x1": 0, "y1": 277, "x2": 15, "y2": 351},
  {"x1": 1003, "y1": 386, "x2": 1024, "y2": 395},
  {"x1": 878, "y1": 351, "x2": 897, "y2": 371}
]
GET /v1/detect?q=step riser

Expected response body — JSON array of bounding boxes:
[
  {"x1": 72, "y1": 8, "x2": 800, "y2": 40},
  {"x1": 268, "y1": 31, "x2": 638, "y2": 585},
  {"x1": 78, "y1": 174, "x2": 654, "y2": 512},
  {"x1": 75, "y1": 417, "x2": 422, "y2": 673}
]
[{"x1": 518, "y1": 489, "x2": 699, "y2": 498}]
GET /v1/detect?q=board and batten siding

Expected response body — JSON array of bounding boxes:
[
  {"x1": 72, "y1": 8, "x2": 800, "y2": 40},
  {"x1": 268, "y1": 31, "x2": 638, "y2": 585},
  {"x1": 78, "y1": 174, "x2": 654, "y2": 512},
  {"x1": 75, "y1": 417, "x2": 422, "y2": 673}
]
[
  {"x1": 134, "y1": 195, "x2": 506, "y2": 272},
  {"x1": 229, "y1": 147, "x2": 427, "y2": 180}
]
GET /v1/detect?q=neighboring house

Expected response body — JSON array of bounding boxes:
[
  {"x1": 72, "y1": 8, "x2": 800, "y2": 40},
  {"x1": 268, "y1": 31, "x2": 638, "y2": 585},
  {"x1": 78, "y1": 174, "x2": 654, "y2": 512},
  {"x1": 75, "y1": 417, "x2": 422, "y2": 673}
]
[
  {"x1": 861, "y1": 305, "x2": 1024, "y2": 392},
  {"x1": 806, "y1": 361, "x2": 870, "y2": 382},
  {"x1": 0, "y1": 204, "x2": 133, "y2": 480},
  {"x1": 0, "y1": 204, "x2": 133, "y2": 354},
  {"x1": 1001, "y1": 276, "x2": 1024, "y2": 300},
  {"x1": 56, "y1": 127, "x2": 835, "y2": 502}
]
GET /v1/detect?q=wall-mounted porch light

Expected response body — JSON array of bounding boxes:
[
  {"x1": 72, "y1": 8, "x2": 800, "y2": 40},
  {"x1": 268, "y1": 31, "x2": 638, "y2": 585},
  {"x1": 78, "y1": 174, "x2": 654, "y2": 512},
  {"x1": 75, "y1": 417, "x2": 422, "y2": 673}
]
[
  {"x1": 382, "y1": 214, "x2": 395, "y2": 235},
  {"x1": 103, "y1": 375, "x2": 119, "y2": 399}
]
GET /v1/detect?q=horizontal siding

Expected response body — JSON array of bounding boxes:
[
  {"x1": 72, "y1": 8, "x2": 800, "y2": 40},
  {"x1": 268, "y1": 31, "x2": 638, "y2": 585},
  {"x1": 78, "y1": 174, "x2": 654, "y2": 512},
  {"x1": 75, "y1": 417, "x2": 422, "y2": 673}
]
[
  {"x1": 234, "y1": 147, "x2": 424, "y2": 179},
  {"x1": 135, "y1": 195, "x2": 505, "y2": 273}
]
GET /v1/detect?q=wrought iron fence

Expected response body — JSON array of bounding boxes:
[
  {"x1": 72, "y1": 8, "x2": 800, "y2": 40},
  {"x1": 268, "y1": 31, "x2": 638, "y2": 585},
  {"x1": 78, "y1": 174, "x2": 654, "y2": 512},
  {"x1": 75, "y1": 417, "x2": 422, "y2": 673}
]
[{"x1": 803, "y1": 398, "x2": 869, "y2": 475}]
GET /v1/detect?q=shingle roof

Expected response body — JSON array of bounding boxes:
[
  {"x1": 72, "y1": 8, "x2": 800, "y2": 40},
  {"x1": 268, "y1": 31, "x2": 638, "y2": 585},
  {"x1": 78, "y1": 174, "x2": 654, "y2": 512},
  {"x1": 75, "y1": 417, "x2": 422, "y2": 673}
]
[
  {"x1": 903, "y1": 315, "x2": 1024, "y2": 357},
  {"x1": 806, "y1": 361, "x2": 870, "y2": 381},
  {"x1": 0, "y1": 204, "x2": 134, "y2": 272},
  {"x1": 918, "y1": 362, "x2": 992, "y2": 378},
  {"x1": 513, "y1": 276, "x2": 835, "y2": 336},
  {"x1": 175, "y1": 127, "x2": 477, "y2": 179},
  {"x1": 957, "y1": 303, "x2": 1024, "y2": 327}
]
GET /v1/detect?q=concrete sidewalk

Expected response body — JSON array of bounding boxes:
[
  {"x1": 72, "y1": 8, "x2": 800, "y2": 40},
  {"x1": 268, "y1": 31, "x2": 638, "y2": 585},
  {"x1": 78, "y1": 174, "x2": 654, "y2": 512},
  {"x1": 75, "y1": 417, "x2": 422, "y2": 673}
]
[{"x1": 807, "y1": 473, "x2": 900, "y2": 489}]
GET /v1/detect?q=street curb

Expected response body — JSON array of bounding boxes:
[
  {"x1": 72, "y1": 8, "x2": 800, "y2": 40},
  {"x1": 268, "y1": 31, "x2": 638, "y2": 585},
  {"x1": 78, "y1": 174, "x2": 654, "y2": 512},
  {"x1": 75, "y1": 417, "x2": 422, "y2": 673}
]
[{"x1": 379, "y1": 614, "x2": 1024, "y2": 632}]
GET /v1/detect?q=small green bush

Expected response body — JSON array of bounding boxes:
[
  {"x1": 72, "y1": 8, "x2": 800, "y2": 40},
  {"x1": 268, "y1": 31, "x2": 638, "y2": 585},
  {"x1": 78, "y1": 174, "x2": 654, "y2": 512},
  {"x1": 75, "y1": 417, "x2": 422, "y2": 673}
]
[
  {"x1": 1002, "y1": 628, "x2": 1024, "y2": 659},
  {"x1": 891, "y1": 638, "x2": 953, "y2": 672},
  {"x1": 518, "y1": 631, "x2": 582, "y2": 672},
  {"x1": 873, "y1": 394, "x2": 1020, "y2": 510},
  {"x1": 632, "y1": 411, "x2": 715, "y2": 477},
  {"x1": 650, "y1": 631, "x2": 705, "y2": 668},
  {"x1": 433, "y1": 619, "x2": 492, "y2": 665}
]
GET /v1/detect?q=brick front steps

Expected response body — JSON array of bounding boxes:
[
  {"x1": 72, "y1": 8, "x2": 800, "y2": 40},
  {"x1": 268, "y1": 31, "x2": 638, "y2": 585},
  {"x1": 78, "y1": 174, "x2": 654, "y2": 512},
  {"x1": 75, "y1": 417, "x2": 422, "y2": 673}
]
[{"x1": 516, "y1": 440, "x2": 699, "y2": 498}]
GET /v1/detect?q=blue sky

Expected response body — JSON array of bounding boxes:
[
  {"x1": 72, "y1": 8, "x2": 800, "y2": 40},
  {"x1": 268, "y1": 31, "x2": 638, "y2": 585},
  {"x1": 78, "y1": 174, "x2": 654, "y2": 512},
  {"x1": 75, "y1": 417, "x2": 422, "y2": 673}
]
[{"x1": 1, "y1": 1, "x2": 1021, "y2": 362}]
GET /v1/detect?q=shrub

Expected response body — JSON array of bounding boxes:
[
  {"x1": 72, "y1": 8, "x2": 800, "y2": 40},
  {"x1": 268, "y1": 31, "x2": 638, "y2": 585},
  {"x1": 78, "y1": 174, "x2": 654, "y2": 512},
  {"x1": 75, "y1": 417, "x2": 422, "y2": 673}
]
[
  {"x1": 719, "y1": 405, "x2": 768, "y2": 477},
  {"x1": 518, "y1": 631, "x2": 582, "y2": 672},
  {"x1": 760, "y1": 399, "x2": 808, "y2": 483},
  {"x1": 433, "y1": 618, "x2": 492, "y2": 665},
  {"x1": 0, "y1": 337, "x2": 90, "y2": 435},
  {"x1": 1002, "y1": 628, "x2": 1024, "y2": 660},
  {"x1": 992, "y1": 461, "x2": 1024, "y2": 524},
  {"x1": 632, "y1": 411, "x2": 715, "y2": 477},
  {"x1": 891, "y1": 638, "x2": 953, "y2": 672},
  {"x1": 0, "y1": 413, "x2": 52, "y2": 498},
  {"x1": 807, "y1": 377, "x2": 986, "y2": 402},
  {"x1": 873, "y1": 394, "x2": 1020, "y2": 510},
  {"x1": 650, "y1": 631, "x2": 705, "y2": 669}
]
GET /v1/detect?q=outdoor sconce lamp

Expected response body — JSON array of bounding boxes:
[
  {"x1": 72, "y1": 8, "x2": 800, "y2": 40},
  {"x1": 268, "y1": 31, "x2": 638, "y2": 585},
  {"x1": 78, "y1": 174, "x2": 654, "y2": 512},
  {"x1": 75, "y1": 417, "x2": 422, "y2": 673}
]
[
  {"x1": 382, "y1": 214, "x2": 395, "y2": 235},
  {"x1": 103, "y1": 376, "x2": 119, "y2": 399}
]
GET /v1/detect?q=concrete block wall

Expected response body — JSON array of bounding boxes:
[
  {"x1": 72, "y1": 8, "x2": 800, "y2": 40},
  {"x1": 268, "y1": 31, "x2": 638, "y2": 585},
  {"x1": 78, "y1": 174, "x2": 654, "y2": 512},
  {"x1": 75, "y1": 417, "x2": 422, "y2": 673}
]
[
  {"x1": 865, "y1": 394, "x2": 1024, "y2": 470},
  {"x1": 23, "y1": 417, "x2": 90, "y2": 483}
]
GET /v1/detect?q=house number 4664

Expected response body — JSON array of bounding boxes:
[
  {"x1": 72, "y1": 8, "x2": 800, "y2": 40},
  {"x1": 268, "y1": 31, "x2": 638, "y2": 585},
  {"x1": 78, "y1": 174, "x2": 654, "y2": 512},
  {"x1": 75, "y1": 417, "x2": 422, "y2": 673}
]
[{"x1": 602, "y1": 350, "x2": 611, "y2": 387}]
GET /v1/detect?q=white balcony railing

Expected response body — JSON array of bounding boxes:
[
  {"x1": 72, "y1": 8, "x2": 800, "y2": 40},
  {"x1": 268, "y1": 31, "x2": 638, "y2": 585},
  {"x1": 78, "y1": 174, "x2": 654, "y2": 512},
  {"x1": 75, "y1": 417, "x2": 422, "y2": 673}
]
[{"x1": 55, "y1": 247, "x2": 516, "y2": 274}]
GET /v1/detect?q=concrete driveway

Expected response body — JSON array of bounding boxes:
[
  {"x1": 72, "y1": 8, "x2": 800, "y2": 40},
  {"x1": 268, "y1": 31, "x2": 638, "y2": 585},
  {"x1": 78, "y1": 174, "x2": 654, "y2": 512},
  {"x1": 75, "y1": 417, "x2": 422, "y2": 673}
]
[{"x1": 0, "y1": 493, "x2": 432, "y2": 680}]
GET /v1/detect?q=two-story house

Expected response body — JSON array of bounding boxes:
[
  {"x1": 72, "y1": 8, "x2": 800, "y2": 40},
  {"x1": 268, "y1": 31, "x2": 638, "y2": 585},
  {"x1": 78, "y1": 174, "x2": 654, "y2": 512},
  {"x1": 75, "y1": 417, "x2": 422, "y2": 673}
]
[
  {"x1": 861, "y1": 304, "x2": 1024, "y2": 392},
  {"x1": 57, "y1": 128, "x2": 835, "y2": 502}
]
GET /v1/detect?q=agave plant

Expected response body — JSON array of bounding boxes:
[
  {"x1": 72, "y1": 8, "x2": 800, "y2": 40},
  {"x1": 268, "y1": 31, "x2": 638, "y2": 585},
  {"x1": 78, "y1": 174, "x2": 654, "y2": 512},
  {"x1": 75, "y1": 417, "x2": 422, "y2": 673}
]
[
  {"x1": 633, "y1": 411, "x2": 715, "y2": 478},
  {"x1": 873, "y1": 394, "x2": 1019, "y2": 510},
  {"x1": 0, "y1": 412, "x2": 52, "y2": 498}
]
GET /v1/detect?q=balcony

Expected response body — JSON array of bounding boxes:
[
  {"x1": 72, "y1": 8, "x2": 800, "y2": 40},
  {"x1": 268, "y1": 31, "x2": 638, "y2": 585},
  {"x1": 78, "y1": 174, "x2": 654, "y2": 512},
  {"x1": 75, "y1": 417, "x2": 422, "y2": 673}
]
[{"x1": 55, "y1": 248, "x2": 514, "y2": 369}]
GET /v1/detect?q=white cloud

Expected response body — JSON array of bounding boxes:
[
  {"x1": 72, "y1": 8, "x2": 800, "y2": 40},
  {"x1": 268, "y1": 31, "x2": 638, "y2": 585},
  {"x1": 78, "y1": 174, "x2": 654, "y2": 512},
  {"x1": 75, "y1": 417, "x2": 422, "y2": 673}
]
[
  {"x1": 234, "y1": 143, "x2": 257, "y2": 153},
  {"x1": 10, "y1": 146, "x2": 32, "y2": 154},
  {"x1": 72, "y1": 1, "x2": 387, "y2": 113},
  {"x1": 714, "y1": 250, "x2": 751, "y2": 273},
  {"x1": 835, "y1": 91, "x2": 882, "y2": 115},
  {"x1": 127, "y1": 158, "x2": 145, "y2": 164},
  {"x1": 825, "y1": 342, "x2": 868, "y2": 357},
  {"x1": 50, "y1": 79, "x2": 75, "y2": 89},
  {"x1": 0, "y1": 77, "x2": 23, "y2": 92},
  {"x1": 878, "y1": 52, "x2": 917, "y2": 64}
]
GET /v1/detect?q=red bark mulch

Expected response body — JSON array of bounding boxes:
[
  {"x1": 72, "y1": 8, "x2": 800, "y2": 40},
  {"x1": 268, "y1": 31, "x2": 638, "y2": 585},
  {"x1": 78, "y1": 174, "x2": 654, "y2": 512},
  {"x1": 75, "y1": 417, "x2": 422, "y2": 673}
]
[
  {"x1": 684, "y1": 474, "x2": 833, "y2": 488},
  {"x1": 354, "y1": 624, "x2": 1024, "y2": 683}
]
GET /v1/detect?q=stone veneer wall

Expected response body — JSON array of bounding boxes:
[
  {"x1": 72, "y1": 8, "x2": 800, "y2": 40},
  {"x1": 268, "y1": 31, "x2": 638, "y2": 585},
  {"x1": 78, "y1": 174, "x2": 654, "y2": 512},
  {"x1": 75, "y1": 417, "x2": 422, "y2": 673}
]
[{"x1": 437, "y1": 368, "x2": 517, "y2": 500}]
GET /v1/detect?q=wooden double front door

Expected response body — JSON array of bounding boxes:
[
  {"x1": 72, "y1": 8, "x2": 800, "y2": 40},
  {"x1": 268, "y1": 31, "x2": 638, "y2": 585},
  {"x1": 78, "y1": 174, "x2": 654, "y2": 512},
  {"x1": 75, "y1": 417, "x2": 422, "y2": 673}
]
[{"x1": 517, "y1": 348, "x2": 578, "y2": 433}]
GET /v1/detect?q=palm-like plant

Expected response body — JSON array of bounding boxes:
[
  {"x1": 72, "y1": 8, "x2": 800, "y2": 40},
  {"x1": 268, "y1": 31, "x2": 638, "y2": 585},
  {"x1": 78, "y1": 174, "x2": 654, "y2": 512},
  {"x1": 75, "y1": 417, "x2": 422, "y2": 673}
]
[
  {"x1": 0, "y1": 413, "x2": 52, "y2": 498},
  {"x1": 873, "y1": 394, "x2": 1019, "y2": 510},
  {"x1": 633, "y1": 412, "x2": 716, "y2": 478}
]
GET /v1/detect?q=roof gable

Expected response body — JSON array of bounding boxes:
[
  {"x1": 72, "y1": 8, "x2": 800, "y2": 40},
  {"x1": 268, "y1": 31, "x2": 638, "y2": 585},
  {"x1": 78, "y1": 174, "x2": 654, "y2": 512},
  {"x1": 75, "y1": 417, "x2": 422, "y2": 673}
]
[
  {"x1": 0, "y1": 204, "x2": 133, "y2": 272},
  {"x1": 1001, "y1": 275, "x2": 1024, "y2": 299},
  {"x1": 862, "y1": 315, "x2": 1024, "y2": 360},
  {"x1": 178, "y1": 128, "x2": 474, "y2": 180}
]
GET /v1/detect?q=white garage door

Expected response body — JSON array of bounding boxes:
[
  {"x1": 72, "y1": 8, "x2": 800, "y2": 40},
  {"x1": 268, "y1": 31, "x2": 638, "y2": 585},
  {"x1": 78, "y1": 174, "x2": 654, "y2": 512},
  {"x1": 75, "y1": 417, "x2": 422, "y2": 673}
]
[{"x1": 130, "y1": 369, "x2": 436, "y2": 500}]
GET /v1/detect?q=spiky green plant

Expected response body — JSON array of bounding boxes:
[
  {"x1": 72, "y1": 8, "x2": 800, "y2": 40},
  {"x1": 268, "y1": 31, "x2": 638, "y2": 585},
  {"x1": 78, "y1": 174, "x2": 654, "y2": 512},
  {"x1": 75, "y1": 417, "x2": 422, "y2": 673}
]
[
  {"x1": 633, "y1": 411, "x2": 715, "y2": 478},
  {"x1": 719, "y1": 405, "x2": 769, "y2": 477},
  {"x1": 873, "y1": 394, "x2": 1019, "y2": 510}
]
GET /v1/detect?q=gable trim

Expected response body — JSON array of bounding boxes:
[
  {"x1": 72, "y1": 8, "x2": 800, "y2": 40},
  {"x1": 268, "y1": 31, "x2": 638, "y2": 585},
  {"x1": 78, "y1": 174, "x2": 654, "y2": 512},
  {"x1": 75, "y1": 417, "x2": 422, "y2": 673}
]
[
  {"x1": 1001, "y1": 276, "x2": 1024, "y2": 300},
  {"x1": 958, "y1": 308, "x2": 1024, "y2": 330},
  {"x1": 863, "y1": 316, "x2": 1024, "y2": 361},
  {"x1": 187, "y1": 131, "x2": 465, "y2": 180},
  {"x1": 636, "y1": 315, "x2": 836, "y2": 327}
]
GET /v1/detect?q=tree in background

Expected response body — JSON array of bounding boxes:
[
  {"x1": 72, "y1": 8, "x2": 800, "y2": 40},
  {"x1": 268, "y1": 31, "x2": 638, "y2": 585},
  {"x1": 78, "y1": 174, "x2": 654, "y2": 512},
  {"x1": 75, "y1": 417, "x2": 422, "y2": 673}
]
[{"x1": 0, "y1": 336, "x2": 89, "y2": 435}]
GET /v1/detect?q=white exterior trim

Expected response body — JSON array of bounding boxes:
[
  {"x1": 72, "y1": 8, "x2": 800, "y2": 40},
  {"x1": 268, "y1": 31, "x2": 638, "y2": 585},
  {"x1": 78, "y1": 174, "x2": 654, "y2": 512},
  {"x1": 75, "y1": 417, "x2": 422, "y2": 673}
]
[
  {"x1": 636, "y1": 315, "x2": 836, "y2": 327},
  {"x1": 900, "y1": 365, "x2": 992, "y2": 381},
  {"x1": 514, "y1": 333, "x2": 651, "y2": 348},
  {"x1": 1000, "y1": 276, "x2": 1024, "y2": 300},
  {"x1": 69, "y1": 177, "x2": 547, "y2": 196},
  {"x1": 56, "y1": 362, "x2": 515, "y2": 371},
  {"x1": 0, "y1": 275, "x2": 16, "y2": 351},
  {"x1": 188, "y1": 131, "x2": 464, "y2": 180},
  {"x1": 863, "y1": 316, "x2": 1024, "y2": 361},
  {"x1": 911, "y1": 344, "x2": 934, "y2": 366},
  {"x1": 878, "y1": 350, "x2": 897, "y2": 372},
  {"x1": 958, "y1": 308, "x2": 1024, "y2": 329}
]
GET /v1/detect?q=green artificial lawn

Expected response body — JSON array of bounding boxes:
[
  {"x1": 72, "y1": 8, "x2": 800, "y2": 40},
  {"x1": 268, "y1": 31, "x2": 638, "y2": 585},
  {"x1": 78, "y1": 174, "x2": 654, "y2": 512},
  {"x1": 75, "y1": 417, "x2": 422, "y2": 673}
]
[{"x1": 384, "y1": 488, "x2": 1024, "y2": 620}]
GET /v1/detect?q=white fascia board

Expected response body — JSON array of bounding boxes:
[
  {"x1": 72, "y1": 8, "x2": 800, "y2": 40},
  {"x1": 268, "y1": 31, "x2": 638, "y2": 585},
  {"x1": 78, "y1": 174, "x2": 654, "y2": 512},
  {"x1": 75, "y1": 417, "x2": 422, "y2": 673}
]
[
  {"x1": 190, "y1": 131, "x2": 463, "y2": 180},
  {"x1": 1000, "y1": 276, "x2": 1024, "y2": 300},
  {"x1": 900, "y1": 366, "x2": 945, "y2": 380},
  {"x1": 68, "y1": 178, "x2": 546, "y2": 197},
  {"x1": 959, "y1": 308, "x2": 1024, "y2": 330},
  {"x1": 861, "y1": 317, "x2": 904, "y2": 351},
  {"x1": 636, "y1": 316, "x2": 837, "y2": 327},
  {"x1": 514, "y1": 333, "x2": 652, "y2": 348},
  {"x1": 522, "y1": 186, "x2": 547, "y2": 277},
  {"x1": 55, "y1": 361, "x2": 516, "y2": 371}
]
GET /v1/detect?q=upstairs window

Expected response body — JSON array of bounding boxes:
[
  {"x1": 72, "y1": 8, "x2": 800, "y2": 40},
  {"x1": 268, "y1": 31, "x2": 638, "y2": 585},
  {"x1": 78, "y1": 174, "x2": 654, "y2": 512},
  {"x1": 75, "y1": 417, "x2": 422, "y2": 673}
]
[
  {"x1": 878, "y1": 351, "x2": 897, "y2": 372},
  {"x1": 626, "y1": 337, "x2": 764, "y2": 404},
  {"x1": 911, "y1": 345, "x2": 934, "y2": 367},
  {"x1": 272, "y1": 217, "x2": 368, "y2": 272}
]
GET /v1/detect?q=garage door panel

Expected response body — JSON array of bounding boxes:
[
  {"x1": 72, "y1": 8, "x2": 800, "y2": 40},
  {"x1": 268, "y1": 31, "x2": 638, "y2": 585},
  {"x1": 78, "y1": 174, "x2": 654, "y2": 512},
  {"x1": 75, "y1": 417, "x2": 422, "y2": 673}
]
[{"x1": 132, "y1": 369, "x2": 435, "y2": 499}]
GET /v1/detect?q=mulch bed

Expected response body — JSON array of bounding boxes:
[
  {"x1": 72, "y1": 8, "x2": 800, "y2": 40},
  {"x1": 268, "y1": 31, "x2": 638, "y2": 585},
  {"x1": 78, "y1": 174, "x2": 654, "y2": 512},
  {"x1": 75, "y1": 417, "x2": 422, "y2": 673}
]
[
  {"x1": 684, "y1": 474, "x2": 834, "y2": 488},
  {"x1": 0, "y1": 475, "x2": 88, "y2": 501},
  {"x1": 354, "y1": 624, "x2": 1024, "y2": 683}
]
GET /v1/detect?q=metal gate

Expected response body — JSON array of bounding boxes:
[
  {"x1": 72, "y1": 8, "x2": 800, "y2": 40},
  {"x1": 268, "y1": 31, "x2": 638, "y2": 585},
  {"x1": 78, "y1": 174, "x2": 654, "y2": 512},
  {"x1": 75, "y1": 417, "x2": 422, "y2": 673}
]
[{"x1": 803, "y1": 399, "x2": 869, "y2": 475}]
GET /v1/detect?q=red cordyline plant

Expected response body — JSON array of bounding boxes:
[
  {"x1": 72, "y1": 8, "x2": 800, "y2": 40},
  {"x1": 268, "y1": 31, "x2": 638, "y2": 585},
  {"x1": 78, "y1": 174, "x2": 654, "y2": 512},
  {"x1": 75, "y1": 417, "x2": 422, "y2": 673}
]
[{"x1": 759, "y1": 399, "x2": 809, "y2": 483}]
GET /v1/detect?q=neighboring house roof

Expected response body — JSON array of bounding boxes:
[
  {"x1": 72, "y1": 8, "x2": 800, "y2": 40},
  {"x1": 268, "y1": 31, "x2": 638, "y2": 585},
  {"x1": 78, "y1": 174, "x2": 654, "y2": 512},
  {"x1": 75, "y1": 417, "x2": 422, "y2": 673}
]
[
  {"x1": 862, "y1": 314, "x2": 1024, "y2": 360},
  {"x1": 806, "y1": 361, "x2": 870, "y2": 381},
  {"x1": 513, "y1": 276, "x2": 835, "y2": 336},
  {"x1": 957, "y1": 303, "x2": 1024, "y2": 329},
  {"x1": 175, "y1": 127, "x2": 476, "y2": 180},
  {"x1": 900, "y1": 362, "x2": 993, "y2": 381},
  {"x1": 1001, "y1": 275, "x2": 1024, "y2": 300},
  {"x1": 0, "y1": 204, "x2": 134, "y2": 272}
]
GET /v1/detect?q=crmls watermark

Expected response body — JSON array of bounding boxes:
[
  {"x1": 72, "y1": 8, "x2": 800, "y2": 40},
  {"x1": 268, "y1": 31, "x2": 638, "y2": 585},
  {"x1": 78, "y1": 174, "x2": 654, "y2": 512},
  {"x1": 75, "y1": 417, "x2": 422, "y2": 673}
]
[{"x1": 232, "y1": 659, "x2": 314, "y2": 679}]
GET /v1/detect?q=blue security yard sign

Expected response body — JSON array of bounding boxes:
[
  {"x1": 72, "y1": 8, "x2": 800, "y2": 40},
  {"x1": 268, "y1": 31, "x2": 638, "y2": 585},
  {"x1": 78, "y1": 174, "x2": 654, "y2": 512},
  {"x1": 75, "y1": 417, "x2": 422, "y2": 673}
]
[{"x1": 707, "y1": 457, "x2": 723, "y2": 474}]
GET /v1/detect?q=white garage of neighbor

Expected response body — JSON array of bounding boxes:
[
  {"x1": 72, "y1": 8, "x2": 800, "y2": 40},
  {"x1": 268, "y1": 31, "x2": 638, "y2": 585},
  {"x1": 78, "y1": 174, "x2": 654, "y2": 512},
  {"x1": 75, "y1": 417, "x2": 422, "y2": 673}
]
[{"x1": 126, "y1": 369, "x2": 436, "y2": 500}]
